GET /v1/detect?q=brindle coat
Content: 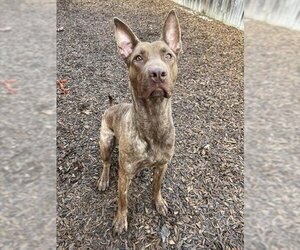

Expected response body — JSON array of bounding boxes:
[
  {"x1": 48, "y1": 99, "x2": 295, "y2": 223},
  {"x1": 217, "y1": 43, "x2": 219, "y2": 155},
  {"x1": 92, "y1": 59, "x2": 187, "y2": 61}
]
[{"x1": 97, "y1": 10, "x2": 182, "y2": 234}]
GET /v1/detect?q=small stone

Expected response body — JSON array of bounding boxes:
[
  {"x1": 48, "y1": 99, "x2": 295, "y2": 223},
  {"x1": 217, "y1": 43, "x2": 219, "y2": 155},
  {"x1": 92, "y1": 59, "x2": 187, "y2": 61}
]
[
  {"x1": 169, "y1": 239, "x2": 175, "y2": 245},
  {"x1": 41, "y1": 109, "x2": 54, "y2": 115},
  {"x1": 160, "y1": 225, "x2": 170, "y2": 243}
]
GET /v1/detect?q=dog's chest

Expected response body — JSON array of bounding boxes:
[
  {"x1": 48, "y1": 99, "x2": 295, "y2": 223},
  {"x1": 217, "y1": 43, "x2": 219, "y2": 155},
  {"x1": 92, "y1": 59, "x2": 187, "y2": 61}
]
[
  {"x1": 132, "y1": 133, "x2": 174, "y2": 168},
  {"x1": 119, "y1": 104, "x2": 175, "y2": 171}
]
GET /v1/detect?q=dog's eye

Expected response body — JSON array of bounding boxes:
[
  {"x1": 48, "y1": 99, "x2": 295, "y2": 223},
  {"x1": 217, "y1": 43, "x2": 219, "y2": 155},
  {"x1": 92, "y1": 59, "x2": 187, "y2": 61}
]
[
  {"x1": 165, "y1": 53, "x2": 173, "y2": 60},
  {"x1": 135, "y1": 55, "x2": 143, "y2": 61}
]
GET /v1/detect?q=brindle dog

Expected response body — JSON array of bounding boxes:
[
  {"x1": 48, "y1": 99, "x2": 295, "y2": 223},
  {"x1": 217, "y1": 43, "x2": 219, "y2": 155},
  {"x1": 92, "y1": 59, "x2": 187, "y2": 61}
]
[{"x1": 97, "y1": 10, "x2": 182, "y2": 234}]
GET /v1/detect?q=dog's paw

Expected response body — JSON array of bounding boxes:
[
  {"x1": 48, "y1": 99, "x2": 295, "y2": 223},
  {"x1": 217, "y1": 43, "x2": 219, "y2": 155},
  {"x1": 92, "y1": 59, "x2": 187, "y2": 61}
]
[
  {"x1": 112, "y1": 214, "x2": 128, "y2": 235},
  {"x1": 155, "y1": 197, "x2": 168, "y2": 216},
  {"x1": 97, "y1": 175, "x2": 109, "y2": 191}
]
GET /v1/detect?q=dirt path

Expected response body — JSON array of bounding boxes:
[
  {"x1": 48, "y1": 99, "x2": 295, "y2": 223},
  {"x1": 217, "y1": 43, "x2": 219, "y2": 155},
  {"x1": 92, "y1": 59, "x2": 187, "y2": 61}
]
[
  {"x1": 0, "y1": 1, "x2": 56, "y2": 249},
  {"x1": 57, "y1": 0, "x2": 243, "y2": 248},
  {"x1": 245, "y1": 19, "x2": 300, "y2": 249}
]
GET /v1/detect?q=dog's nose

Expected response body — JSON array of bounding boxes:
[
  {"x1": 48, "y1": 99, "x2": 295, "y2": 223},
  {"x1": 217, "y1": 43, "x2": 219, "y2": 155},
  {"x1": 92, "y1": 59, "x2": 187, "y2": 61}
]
[{"x1": 148, "y1": 68, "x2": 167, "y2": 82}]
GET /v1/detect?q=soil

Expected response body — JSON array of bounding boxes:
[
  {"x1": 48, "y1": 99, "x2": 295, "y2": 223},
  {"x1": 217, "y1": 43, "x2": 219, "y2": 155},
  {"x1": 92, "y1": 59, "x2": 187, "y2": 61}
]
[{"x1": 57, "y1": 0, "x2": 244, "y2": 249}]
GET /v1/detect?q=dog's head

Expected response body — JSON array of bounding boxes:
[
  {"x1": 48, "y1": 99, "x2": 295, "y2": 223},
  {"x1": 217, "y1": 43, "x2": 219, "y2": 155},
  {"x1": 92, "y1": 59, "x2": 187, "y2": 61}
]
[{"x1": 114, "y1": 10, "x2": 181, "y2": 99}]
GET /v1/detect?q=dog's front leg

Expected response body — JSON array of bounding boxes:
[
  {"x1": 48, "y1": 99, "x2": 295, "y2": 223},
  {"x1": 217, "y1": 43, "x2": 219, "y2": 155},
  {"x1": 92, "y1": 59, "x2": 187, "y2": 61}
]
[
  {"x1": 153, "y1": 164, "x2": 168, "y2": 216},
  {"x1": 113, "y1": 167, "x2": 133, "y2": 234}
]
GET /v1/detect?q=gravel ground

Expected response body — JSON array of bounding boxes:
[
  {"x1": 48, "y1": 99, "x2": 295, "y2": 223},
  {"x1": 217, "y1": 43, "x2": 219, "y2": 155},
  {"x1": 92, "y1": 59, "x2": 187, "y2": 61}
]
[
  {"x1": 1, "y1": 1, "x2": 298, "y2": 249},
  {"x1": 0, "y1": 0, "x2": 56, "y2": 249},
  {"x1": 57, "y1": 0, "x2": 244, "y2": 249},
  {"x1": 245, "y1": 19, "x2": 300, "y2": 249}
]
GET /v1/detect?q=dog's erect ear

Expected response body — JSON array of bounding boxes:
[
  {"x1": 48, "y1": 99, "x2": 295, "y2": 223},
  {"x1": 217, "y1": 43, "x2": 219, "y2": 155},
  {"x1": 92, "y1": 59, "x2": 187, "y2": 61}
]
[
  {"x1": 162, "y1": 10, "x2": 182, "y2": 54},
  {"x1": 114, "y1": 18, "x2": 139, "y2": 60}
]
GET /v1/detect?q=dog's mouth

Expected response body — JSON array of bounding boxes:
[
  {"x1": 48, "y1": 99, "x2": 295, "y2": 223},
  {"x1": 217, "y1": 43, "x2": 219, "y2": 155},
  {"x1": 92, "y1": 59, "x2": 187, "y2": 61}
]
[{"x1": 150, "y1": 87, "x2": 170, "y2": 98}]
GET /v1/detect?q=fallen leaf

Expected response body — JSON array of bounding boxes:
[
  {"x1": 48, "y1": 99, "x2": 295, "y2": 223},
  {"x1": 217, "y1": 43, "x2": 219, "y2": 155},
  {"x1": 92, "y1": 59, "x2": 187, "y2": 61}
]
[
  {"x1": 0, "y1": 79, "x2": 17, "y2": 94},
  {"x1": 57, "y1": 79, "x2": 69, "y2": 95}
]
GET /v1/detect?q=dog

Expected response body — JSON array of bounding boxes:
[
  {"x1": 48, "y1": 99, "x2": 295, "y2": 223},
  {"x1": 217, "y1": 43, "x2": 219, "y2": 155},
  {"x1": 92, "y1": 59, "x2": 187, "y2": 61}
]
[{"x1": 97, "y1": 10, "x2": 182, "y2": 234}]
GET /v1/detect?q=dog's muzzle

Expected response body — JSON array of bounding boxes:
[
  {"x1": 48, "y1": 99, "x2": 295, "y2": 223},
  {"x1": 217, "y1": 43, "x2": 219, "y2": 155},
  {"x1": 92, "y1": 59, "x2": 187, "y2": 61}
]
[
  {"x1": 147, "y1": 67, "x2": 171, "y2": 98},
  {"x1": 150, "y1": 86, "x2": 171, "y2": 98}
]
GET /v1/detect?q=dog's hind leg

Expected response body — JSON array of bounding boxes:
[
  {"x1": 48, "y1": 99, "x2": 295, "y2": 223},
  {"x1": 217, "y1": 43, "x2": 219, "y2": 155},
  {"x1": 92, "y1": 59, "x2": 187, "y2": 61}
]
[{"x1": 97, "y1": 120, "x2": 115, "y2": 191}]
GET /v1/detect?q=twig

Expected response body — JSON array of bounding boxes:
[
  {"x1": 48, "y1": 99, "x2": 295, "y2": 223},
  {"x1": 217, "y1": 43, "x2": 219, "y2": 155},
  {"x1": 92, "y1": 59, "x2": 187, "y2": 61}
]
[{"x1": 0, "y1": 27, "x2": 12, "y2": 32}]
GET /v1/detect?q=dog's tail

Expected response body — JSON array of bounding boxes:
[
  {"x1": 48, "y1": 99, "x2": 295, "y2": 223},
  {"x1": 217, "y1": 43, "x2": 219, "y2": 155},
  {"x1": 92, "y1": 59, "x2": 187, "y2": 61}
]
[{"x1": 108, "y1": 95, "x2": 114, "y2": 107}]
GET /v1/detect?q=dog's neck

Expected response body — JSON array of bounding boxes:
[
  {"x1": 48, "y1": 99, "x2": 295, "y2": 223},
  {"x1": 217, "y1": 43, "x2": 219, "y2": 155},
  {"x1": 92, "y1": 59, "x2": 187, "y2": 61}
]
[{"x1": 131, "y1": 93, "x2": 173, "y2": 142}]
